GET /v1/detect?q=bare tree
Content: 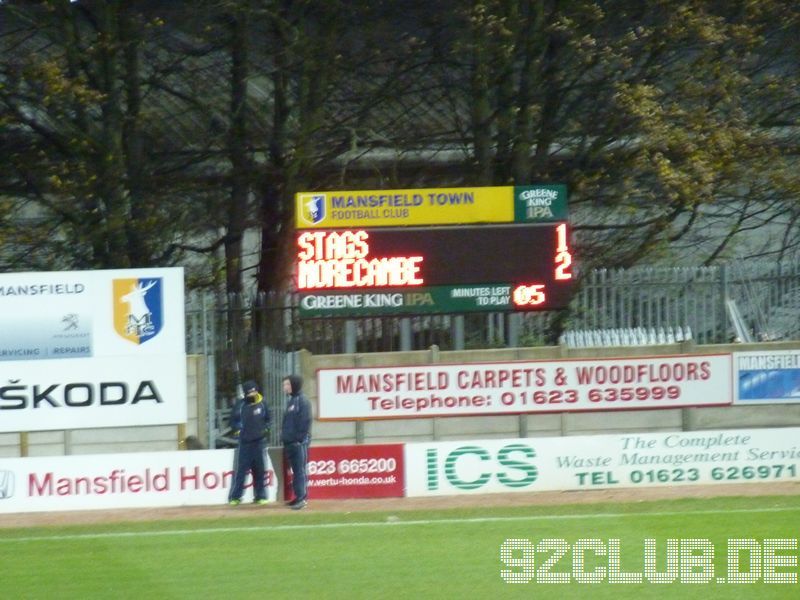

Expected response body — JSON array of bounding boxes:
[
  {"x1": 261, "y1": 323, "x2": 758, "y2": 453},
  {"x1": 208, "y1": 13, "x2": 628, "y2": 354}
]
[
  {"x1": 437, "y1": 0, "x2": 800, "y2": 268},
  {"x1": 0, "y1": 0, "x2": 224, "y2": 275},
  {"x1": 2, "y1": 0, "x2": 797, "y2": 294}
]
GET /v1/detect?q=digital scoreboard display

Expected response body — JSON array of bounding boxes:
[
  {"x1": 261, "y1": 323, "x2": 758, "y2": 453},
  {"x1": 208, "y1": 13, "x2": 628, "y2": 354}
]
[{"x1": 295, "y1": 223, "x2": 575, "y2": 316}]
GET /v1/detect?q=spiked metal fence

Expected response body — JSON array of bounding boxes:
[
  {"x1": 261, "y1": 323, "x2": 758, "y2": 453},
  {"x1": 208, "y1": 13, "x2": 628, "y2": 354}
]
[{"x1": 186, "y1": 261, "x2": 800, "y2": 446}]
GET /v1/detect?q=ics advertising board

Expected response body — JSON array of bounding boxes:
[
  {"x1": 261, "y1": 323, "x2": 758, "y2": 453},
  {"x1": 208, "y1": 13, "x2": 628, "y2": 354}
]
[
  {"x1": 317, "y1": 354, "x2": 733, "y2": 420},
  {"x1": 404, "y1": 427, "x2": 800, "y2": 497},
  {"x1": 0, "y1": 267, "x2": 186, "y2": 432}
]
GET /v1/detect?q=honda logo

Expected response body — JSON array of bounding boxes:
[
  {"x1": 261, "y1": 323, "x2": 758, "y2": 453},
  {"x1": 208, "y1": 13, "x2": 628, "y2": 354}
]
[{"x1": 0, "y1": 470, "x2": 14, "y2": 499}]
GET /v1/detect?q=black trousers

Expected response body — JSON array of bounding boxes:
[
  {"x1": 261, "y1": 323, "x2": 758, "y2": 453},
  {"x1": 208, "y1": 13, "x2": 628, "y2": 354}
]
[
  {"x1": 284, "y1": 441, "x2": 309, "y2": 502},
  {"x1": 229, "y1": 438, "x2": 267, "y2": 501}
]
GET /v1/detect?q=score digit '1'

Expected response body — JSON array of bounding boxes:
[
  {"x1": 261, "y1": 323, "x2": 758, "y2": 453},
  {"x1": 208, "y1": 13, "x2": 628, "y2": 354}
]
[
  {"x1": 512, "y1": 222, "x2": 573, "y2": 309},
  {"x1": 555, "y1": 223, "x2": 572, "y2": 281}
]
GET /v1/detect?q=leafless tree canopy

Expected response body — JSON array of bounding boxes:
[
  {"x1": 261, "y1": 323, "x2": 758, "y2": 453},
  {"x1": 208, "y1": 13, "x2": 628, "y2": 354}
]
[{"x1": 1, "y1": 0, "x2": 798, "y2": 294}]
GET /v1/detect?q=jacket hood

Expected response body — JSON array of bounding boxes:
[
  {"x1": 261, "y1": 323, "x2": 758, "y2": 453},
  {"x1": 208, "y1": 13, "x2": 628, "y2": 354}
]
[{"x1": 287, "y1": 374, "x2": 303, "y2": 394}]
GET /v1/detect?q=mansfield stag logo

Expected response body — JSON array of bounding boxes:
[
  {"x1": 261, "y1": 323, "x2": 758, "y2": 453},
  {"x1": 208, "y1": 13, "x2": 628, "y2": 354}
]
[
  {"x1": 112, "y1": 278, "x2": 164, "y2": 344},
  {"x1": 299, "y1": 193, "x2": 326, "y2": 225}
]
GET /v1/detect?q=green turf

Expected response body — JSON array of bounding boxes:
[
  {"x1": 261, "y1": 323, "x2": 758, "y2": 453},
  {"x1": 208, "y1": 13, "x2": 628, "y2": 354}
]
[{"x1": 2, "y1": 495, "x2": 799, "y2": 599}]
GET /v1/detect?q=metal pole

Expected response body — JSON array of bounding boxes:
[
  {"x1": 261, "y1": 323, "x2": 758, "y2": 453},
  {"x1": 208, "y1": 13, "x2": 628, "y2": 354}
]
[
  {"x1": 344, "y1": 320, "x2": 357, "y2": 353},
  {"x1": 452, "y1": 315, "x2": 465, "y2": 350},
  {"x1": 509, "y1": 313, "x2": 521, "y2": 347},
  {"x1": 719, "y1": 264, "x2": 728, "y2": 343},
  {"x1": 203, "y1": 294, "x2": 217, "y2": 449},
  {"x1": 399, "y1": 318, "x2": 412, "y2": 350}
]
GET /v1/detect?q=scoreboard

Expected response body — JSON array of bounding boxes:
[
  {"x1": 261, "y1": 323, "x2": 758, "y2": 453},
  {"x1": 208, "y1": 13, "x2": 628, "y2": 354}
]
[{"x1": 294, "y1": 186, "x2": 575, "y2": 317}]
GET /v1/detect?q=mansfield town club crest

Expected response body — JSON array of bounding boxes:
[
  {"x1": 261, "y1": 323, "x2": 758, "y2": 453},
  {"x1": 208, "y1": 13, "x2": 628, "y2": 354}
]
[
  {"x1": 300, "y1": 193, "x2": 326, "y2": 225},
  {"x1": 113, "y1": 278, "x2": 164, "y2": 344}
]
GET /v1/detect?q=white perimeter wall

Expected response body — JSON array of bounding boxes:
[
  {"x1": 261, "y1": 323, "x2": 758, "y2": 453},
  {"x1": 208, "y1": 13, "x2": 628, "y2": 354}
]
[
  {"x1": 0, "y1": 355, "x2": 207, "y2": 457},
  {"x1": 3, "y1": 341, "x2": 800, "y2": 457},
  {"x1": 306, "y1": 340, "x2": 800, "y2": 446}
]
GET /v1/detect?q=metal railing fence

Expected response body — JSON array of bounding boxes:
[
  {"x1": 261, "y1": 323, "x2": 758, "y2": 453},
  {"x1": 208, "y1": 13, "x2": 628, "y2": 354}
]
[{"x1": 186, "y1": 260, "x2": 800, "y2": 445}]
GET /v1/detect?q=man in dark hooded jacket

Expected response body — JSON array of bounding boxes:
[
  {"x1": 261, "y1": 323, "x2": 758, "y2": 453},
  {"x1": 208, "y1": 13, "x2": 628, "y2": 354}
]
[
  {"x1": 281, "y1": 374, "x2": 312, "y2": 509},
  {"x1": 228, "y1": 379, "x2": 272, "y2": 505}
]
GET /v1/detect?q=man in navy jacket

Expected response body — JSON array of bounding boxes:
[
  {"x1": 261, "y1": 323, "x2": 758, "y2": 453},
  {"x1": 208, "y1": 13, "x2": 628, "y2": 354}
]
[
  {"x1": 281, "y1": 374, "x2": 312, "y2": 510},
  {"x1": 228, "y1": 380, "x2": 272, "y2": 505}
]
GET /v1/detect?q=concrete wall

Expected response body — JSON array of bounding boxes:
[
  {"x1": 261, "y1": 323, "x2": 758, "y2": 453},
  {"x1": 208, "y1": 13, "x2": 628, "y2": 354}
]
[
  {"x1": 2, "y1": 341, "x2": 798, "y2": 457},
  {"x1": 305, "y1": 340, "x2": 800, "y2": 446}
]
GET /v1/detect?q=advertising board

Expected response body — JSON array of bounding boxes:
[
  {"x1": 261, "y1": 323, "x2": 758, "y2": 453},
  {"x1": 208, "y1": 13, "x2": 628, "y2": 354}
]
[
  {"x1": 0, "y1": 449, "x2": 276, "y2": 513},
  {"x1": 317, "y1": 354, "x2": 733, "y2": 420},
  {"x1": 287, "y1": 444, "x2": 405, "y2": 500},
  {"x1": 405, "y1": 427, "x2": 800, "y2": 497},
  {"x1": 295, "y1": 185, "x2": 567, "y2": 229},
  {"x1": 0, "y1": 268, "x2": 186, "y2": 431},
  {"x1": 735, "y1": 350, "x2": 800, "y2": 404}
]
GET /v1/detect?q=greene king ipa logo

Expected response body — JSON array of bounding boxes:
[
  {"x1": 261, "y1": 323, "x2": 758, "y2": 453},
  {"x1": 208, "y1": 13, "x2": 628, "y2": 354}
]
[{"x1": 112, "y1": 278, "x2": 164, "y2": 344}]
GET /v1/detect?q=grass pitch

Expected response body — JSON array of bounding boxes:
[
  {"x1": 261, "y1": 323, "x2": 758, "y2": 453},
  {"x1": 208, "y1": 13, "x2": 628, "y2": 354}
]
[{"x1": 2, "y1": 494, "x2": 799, "y2": 599}]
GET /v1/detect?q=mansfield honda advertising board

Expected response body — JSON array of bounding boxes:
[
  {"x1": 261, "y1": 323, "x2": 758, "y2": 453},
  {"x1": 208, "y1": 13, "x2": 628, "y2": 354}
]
[
  {"x1": 0, "y1": 268, "x2": 186, "y2": 432},
  {"x1": 297, "y1": 444, "x2": 404, "y2": 500},
  {"x1": 0, "y1": 449, "x2": 276, "y2": 514}
]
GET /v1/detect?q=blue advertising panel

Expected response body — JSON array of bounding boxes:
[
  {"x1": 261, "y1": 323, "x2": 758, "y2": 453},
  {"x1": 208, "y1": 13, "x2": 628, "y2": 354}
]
[{"x1": 735, "y1": 350, "x2": 800, "y2": 404}]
